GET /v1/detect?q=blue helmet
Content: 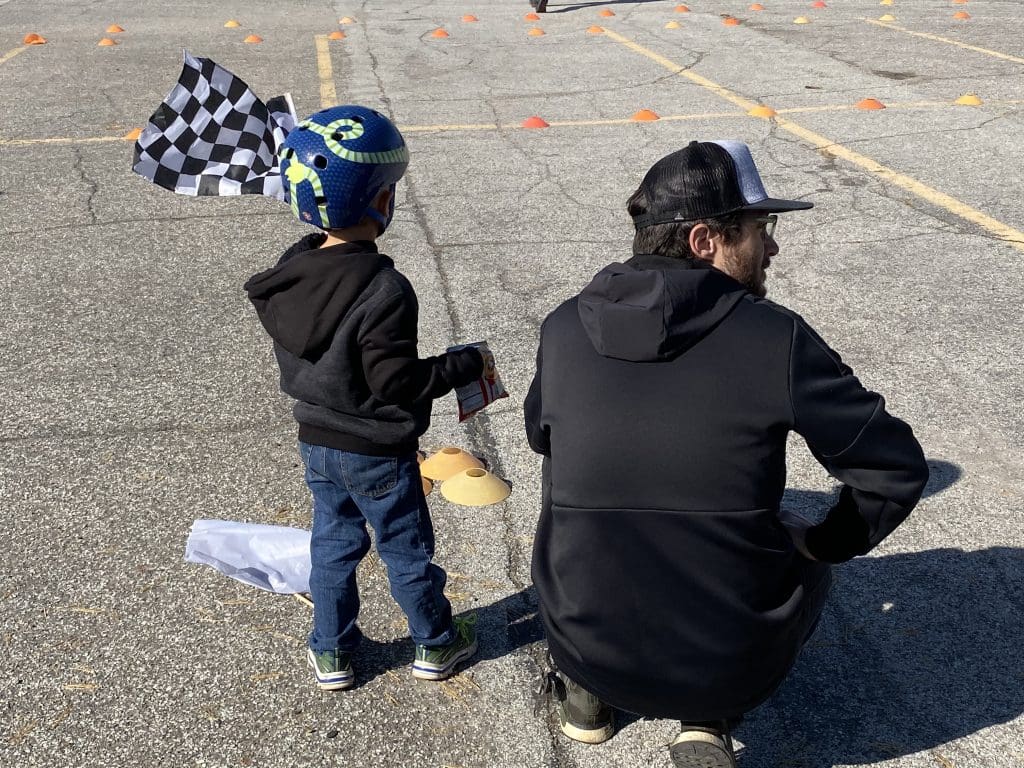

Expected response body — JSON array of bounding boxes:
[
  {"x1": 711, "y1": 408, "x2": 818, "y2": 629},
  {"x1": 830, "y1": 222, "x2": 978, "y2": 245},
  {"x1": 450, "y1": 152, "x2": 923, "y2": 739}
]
[{"x1": 278, "y1": 105, "x2": 409, "y2": 231}]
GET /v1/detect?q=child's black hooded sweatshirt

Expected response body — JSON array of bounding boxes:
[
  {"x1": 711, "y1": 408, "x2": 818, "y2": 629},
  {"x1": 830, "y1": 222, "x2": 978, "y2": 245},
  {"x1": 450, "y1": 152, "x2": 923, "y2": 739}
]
[{"x1": 245, "y1": 234, "x2": 482, "y2": 455}]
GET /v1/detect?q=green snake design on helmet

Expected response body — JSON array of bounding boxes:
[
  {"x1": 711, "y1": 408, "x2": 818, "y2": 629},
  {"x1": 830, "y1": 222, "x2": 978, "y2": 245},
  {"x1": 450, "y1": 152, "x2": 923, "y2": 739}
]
[{"x1": 281, "y1": 117, "x2": 409, "y2": 228}]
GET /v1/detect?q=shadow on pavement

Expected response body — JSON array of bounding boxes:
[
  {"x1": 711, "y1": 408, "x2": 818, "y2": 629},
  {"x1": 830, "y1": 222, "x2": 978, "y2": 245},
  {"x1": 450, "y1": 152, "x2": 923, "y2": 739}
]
[
  {"x1": 356, "y1": 458, "x2": 1023, "y2": 766},
  {"x1": 742, "y1": 544, "x2": 1024, "y2": 766},
  {"x1": 347, "y1": 587, "x2": 543, "y2": 688}
]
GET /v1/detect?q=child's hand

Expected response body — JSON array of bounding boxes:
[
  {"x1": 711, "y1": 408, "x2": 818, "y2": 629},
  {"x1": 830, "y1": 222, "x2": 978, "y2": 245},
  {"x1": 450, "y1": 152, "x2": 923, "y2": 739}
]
[{"x1": 443, "y1": 346, "x2": 484, "y2": 388}]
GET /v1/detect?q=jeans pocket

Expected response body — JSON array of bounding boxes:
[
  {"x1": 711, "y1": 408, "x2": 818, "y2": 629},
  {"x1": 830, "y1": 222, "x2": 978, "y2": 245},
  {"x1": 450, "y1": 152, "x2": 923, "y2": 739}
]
[
  {"x1": 298, "y1": 441, "x2": 313, "y2": 466},
  {"x1": 340, "y1": 453, "x2": 399, "y2": 498}
]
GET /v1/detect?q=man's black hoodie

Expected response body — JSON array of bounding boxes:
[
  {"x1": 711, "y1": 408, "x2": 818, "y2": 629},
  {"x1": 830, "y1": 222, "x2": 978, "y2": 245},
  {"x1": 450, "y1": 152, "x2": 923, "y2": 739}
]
[
  {"x1": 245, "y1": 234, "x2": 482, "y2": 455},
  {"x1": 525, "y1": 254, "x2": 928, "y2": 720}
]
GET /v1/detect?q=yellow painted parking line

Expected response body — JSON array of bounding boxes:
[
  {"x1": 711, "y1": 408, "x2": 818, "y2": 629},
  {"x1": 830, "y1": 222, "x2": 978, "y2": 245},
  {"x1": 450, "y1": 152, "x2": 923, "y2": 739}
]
[
  {"x1": 314, "y1": 35, "x2": 337, "y2": 108},
  {"x1": 865, "y1": 18, "x2": 1024, "y2": 66},
  {"x1": 601, "y1": 28, "x2": 1024, "y2": 253},
  {"x1": 7, "y1": 97, "x2": 1024, "y2": 147},
  {"x1": 602, "y1": 29, "x2": 757, "y2": 113},
  {"x1": 0, "y1": 136, "x2": 126, "y2": 147},
  {"x1": 0, "y1": 46, "x2": 28, "y2": 66},
  {"x1": 774, "y1": 99, "x2": 1024, "y2": 115},
  {"x1": 402, "y1": 111, "x2": 744, "y2": 133},
  {"x1": 403, "y1": 122, "x2": 501, "y2": 133}
]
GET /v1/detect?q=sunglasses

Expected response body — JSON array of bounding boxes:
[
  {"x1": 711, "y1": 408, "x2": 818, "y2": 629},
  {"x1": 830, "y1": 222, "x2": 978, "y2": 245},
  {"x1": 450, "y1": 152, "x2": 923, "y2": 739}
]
[{"x1": 753, "y1": 214, "x2": 778, "y2": 238}]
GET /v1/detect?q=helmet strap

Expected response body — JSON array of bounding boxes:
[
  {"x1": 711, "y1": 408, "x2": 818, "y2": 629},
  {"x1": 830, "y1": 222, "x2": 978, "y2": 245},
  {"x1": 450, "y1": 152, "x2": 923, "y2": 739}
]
[{"x1": 364, "y1": 183, "x2": 398, "y2": 234}]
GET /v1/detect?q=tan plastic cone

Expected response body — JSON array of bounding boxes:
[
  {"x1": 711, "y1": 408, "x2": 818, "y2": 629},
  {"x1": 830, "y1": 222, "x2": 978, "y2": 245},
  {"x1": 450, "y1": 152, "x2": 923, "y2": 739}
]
[
  {"x1": 419, "y1": 447, "x2": 483, "y2": 481},
  {"x1": 441, "y1": 468, "x2": 510, "y2": 506}
]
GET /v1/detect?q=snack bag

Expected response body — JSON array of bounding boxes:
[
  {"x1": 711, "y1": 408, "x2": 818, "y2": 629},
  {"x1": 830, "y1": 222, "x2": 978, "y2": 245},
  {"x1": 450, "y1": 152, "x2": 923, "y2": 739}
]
[{"x1": 448, "y1": 341, "x2": 509, "y2": 421}]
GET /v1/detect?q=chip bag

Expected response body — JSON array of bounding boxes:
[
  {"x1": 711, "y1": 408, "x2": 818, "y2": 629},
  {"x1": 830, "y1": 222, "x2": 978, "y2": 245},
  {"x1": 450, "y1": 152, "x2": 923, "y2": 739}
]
[{"x1": 448, "y1": 341, "x2": 509, "y2": 421}]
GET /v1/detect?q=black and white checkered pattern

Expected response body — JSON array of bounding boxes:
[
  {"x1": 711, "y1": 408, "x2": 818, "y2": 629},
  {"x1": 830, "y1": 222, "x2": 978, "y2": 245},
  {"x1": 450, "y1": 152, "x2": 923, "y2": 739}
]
[{"x1": 132, "y1": 51, "x2": 297, "y2": 199}]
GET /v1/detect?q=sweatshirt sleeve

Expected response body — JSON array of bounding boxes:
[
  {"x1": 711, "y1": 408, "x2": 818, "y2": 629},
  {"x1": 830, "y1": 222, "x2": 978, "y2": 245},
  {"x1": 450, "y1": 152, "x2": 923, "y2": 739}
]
[
  {"x1": 360, "y1": 287, "x2": 483, "y2": 406},
  {"x1": 788, "y1": 317, "x2": 929, "y2": 563},
  {"x1": 524, "y1": 336, "x2": 551, "y2": 456}
]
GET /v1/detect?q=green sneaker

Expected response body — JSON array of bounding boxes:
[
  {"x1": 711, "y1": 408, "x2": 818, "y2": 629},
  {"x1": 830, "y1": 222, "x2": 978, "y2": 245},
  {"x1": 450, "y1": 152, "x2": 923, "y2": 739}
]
[
  {"x1": 411, "y1": 614, "x2": 478, "y2": 680},
  {"x1": 551, "y1": 671, "x2": 614, "y2": 744},
  {"x1": 307, "y1": 648, "x2": 355, "y2": 691}
]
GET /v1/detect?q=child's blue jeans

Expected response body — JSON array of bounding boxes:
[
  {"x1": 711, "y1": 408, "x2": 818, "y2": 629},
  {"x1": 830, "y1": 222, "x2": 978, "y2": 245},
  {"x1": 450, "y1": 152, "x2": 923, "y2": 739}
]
[{"x1": 299, "y1": 442, "x2": 456, "y2": 653}]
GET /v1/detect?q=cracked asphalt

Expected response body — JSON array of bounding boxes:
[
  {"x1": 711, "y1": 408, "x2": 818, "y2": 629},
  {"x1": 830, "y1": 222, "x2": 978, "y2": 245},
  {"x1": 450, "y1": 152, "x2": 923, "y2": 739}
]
[{"x1": 2, "y1": 1, "x2": 1023, "y2": 767}]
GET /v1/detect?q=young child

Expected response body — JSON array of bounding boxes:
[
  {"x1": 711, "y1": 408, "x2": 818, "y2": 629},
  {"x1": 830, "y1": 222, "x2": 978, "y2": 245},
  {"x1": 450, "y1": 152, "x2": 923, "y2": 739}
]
[{"x1": 244, "y1": 105, "x2": 483, "y2": 690}]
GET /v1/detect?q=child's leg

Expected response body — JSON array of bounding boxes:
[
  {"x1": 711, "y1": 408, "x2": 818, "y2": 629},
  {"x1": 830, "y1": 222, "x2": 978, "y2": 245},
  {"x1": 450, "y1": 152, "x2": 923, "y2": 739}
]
[
  {"x1": 301, "y1": 442, "x2": 372, "y2": 653},
  {"x1": 340, "y1": 451, "x2": 455, "y2": 647}
]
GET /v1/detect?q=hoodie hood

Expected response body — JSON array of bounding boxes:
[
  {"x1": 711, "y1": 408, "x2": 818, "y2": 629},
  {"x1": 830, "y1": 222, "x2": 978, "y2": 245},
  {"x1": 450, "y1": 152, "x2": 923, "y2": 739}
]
[
  {"x1": 244, "y1": 234, "x2": 393, "y2": 360},
  {"x1": 578, "y1": 254, "x2": 748, "y2": 362}
]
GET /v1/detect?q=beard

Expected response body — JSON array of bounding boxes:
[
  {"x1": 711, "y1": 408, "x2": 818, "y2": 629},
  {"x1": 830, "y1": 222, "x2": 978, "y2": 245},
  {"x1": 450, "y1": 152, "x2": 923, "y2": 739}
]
[{"x1": 723, "y1": 250, "x2": 768, "y2": 297}]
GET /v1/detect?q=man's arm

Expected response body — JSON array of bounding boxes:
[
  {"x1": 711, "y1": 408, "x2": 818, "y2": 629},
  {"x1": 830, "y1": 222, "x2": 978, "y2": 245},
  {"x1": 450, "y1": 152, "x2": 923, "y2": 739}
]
[
  {"x1": 361, "y1": 290, "x2": 483, "y2": 405},
  {"x1": 524, "y1": 338, "x2": 550, "y2": 456},
  {"x1": 789, "y1": 318, "x2": 929, "y2": 563}
]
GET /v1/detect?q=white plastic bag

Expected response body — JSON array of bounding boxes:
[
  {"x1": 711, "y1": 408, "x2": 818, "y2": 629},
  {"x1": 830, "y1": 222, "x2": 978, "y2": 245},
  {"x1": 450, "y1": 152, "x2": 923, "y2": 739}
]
[{"x1": 184, "y1": 519, "x2": 311, "y2": 594}]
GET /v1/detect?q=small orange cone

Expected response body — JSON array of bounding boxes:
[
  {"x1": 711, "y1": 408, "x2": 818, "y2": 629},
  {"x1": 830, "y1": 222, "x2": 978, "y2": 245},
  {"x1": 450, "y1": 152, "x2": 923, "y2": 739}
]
[
  {"x1": 750, "y1": 4, "x2": 765, "y2": 10},
  {"x1": 328, "y1": 31, "x2": 346, "y2": 40},
  {"x1": 952, "y1": 0, "x2": 968, "y2": 4},
  {"x1": 811, "y1": 1, "x2": 826, "y2": 7},
  {"x1": 748, "y1": 105, "x2": 777, "y2": 118},
  {"x1": 525, "y1": 12, "x2": 540, "y2": 21},
  {"x1": 528, "y1": 27, "x2": 545, "y2": 36},
  {"x1": 339, "y1": 17, "x2": 356, "y2": 24},
  {"x1": 106, "y1": 24, "x2": 125, "y2": 34},
  {"x1": 856, "y1": 98, "x2": 886, "y2": 110},
  {"x1": 599, "y1": 9, "x2": 616, "y2": 17},
  {"x1": 462, "y1": 15, "x2": 479, "y2": 22},
  {"x1": 587, "y1": 25, "x2": 605, "y2": 34},
  {"x1": 953, "y1": 11, "x2": 970, "y2": 19},
  {"x1": 243, "y1": 34, "x2": 263, "y2": 43},
  {"x1": 431, "y1": 28, "x2": 450, "y2": 38},
  {"x1": 123, "y1": 128, "x2": 142, "y2": 141},
  {"x1": 98, "y1": 37, "x2": 118, "y2": 46},
  {"x1": 675, "y1": 4, "x2": 691, "y2": 11},
  {"x1": 522, "y1": 116, "x2": 550, "y2": 129},
  {"x1": 631, "y1": 109, "x2": 660, "y2": 121},
  {"x1": 23, "y1": 33, "x2": 46, "y2": 44},
  {"x1": 665, "y1": 20, "x2": 682, "y2": 29},
  {"x1": 723, "y1": 16, "x2": 741, "y2": 25},
  {"x1": 224, "y1": 20, "x2": 241, "y2": 28}
]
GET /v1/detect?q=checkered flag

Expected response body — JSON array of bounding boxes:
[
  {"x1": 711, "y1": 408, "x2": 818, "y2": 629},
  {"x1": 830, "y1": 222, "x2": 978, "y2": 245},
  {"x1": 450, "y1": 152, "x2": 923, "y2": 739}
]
[{"x1": 132, "y1": 51, "x2": 298, "y2": 199}]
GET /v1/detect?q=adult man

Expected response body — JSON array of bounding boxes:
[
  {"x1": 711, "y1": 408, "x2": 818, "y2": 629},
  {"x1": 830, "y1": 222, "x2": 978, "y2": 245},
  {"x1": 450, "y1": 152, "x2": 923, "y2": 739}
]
[{"x1": 524, "y1": 140, "x2": 928, "y2": 767}]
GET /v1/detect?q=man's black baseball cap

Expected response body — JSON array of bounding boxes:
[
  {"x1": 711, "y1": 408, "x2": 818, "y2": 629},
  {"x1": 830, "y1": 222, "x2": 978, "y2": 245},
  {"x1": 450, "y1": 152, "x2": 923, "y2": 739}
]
[{"x1": 631, "y1": 140, "x2": 813, "y2": 229}]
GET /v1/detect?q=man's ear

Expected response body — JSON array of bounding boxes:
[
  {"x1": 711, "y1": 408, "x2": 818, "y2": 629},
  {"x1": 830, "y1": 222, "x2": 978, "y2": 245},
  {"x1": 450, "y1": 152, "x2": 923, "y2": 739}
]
[{"x1": 688, "y1": 223, "x2": 717, "y2": 264}]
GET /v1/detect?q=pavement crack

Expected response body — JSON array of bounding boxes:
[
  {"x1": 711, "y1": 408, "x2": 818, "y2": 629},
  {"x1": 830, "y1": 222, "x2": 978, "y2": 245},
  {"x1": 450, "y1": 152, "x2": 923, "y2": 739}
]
[{"x1": 70, "y1": 146, "x2": 99, "y2": 226}]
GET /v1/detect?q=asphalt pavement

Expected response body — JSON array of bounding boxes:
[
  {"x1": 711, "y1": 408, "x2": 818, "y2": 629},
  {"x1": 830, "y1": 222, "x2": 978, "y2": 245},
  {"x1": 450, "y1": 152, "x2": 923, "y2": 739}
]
[{"x1": 1, "y1": 1, "x2": 1022, "y2": 767}]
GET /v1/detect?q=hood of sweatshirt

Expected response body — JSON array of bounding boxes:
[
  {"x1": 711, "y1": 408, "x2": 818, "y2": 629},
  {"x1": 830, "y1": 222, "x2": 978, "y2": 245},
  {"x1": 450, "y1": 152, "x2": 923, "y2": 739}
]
[
  {"x1": 578, "y1": 254, "x2": 749, "y2": 362},
  {"x1": 244, "y1": 234, "x2": 393, "y2": 360}
]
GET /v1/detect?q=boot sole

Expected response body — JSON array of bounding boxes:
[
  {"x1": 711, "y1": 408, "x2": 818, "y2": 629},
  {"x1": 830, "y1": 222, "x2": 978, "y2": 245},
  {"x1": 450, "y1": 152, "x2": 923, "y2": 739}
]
[
  {"x1": 669, "y1": 734, "x2": 736, "y2": 768},
  {"x1": 411, "y1": 638, "x2": 478, "y2": 680},
  {"x1": 560, "y1": 719, "x2": 614, "y2": 744}
]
